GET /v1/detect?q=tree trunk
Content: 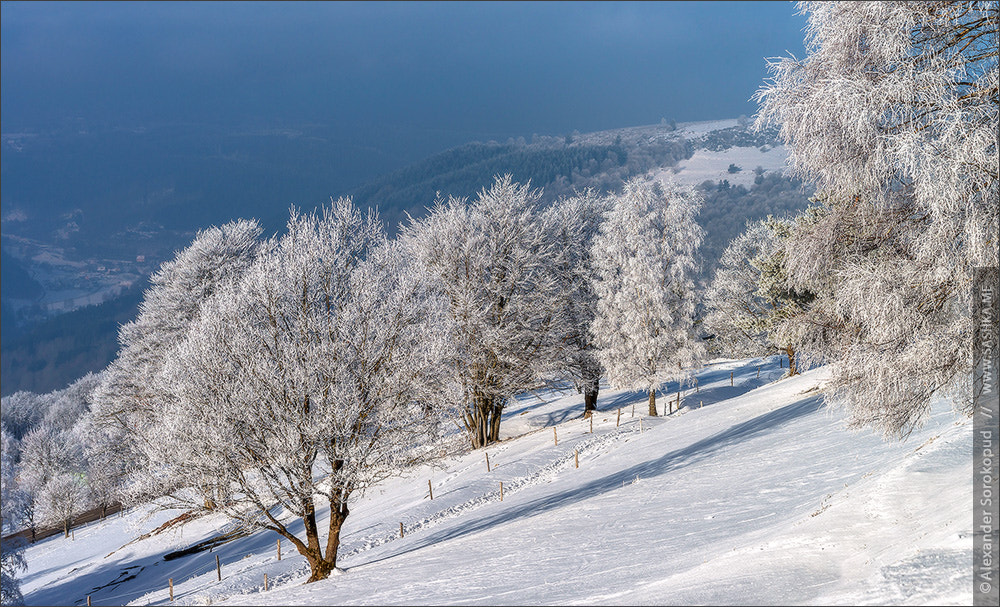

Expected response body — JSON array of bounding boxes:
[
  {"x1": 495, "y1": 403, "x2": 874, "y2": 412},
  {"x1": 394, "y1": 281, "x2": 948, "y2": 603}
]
[
  {"x1": 468, "y1": 393, "x2": 504, "y2": 449},
  {"x1": 581, "y1": 366, "x2": 600, "y2": 418},
  {"x1": 648, "y1": 389, "x2": 658, "y2": 417},
  {"x1": 303, "y1": 495, "x2": 350, "y2": 583},
  {"x1": 488, "y1": 401, "x2": 503, "y2": 445},
  {"x1": 583, "y1": 385, "x2": 599, "y2": 418},
  {"x1": 785, "y1": 346, "x2": 798, "y2": 376},
  {"x1": 63, "y1": 519, "x2": 69, "y2": 538},
  {"x1": 306, "y1": 558, "x2": 337, "y2": 583}
]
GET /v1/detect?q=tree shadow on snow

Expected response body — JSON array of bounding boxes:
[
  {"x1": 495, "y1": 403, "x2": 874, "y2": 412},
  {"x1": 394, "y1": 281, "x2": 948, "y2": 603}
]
[
  {"x1": 24, "y1": 508, "x2": 305, "y2": 607},
  {"x1": 357, "y1": 394, "x2": 824, "y2": 568}
]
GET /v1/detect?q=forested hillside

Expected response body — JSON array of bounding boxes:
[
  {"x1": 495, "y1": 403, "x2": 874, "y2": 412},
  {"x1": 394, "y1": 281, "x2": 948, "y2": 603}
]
[
  {"x1": 1, "y1": 120, "x2": 807, "y2": 396},
  {"x1": 347, "y1": 136, "x2": 690, "y2": 231}
]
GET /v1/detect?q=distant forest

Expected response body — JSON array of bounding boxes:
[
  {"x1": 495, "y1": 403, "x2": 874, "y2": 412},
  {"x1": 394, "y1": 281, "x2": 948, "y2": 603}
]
[
  {"x1": 696, "y1": 172, "x2": 814, "y2": 277},
  {"x1": 1, "y1": 283, "x2": 146, "y2": 395},
  {"x1": 349, "y1": 136, "x2": 692, "y2": 232},
  {"x1": 1, "y1": 124, "x2": 810, "y2": 396}
]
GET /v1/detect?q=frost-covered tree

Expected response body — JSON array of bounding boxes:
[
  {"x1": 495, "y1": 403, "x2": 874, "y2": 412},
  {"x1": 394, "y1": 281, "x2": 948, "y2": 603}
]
[
  {"x1": 1, "y1": 428, "x2": 27, "y2": 606},
  {"x1": 128, "y1": 200, "x2": 450, "y2": 583},
  {"x1": 40, "y1": 373, "x2": 100, "y2": 433},
  {"x1": 91, "y1": 219, "x2": 263, "y2": 501},
  {"x1": 0, "y1": 428, "x2": 26, "y2": 533},
  {"x1": 591, "y1": 177, "x2": 706, "y2": 416},
  {"x1": 17, "y1": 425, "x2": 83, "y2": 542},
  {"x1": 755, "y1": 1, "x2": 999, "y2": 437},
  {"x1": 77, "y1": 411, "x2": 127, "y2": 520},
  {"x1": 401, "y1": 175, "x2": 564, "y2": 447},
  {"x1": 704, "y1": 217, "x2": 813, "y2": 374},
  {"x1": 0, "y1": 392, "x2": 44, "y2": 440},
  {"x1": 542, "y1": 189, "x2": 611, "y2": 417},
  {"x1": 36, "y1": 472, "x2": 89, "y2": 538}
]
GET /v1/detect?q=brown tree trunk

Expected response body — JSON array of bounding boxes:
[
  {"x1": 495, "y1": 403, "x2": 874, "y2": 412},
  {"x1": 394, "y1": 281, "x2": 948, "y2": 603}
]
[
  {"x1": 63, "y1": 519, "x2": 69, "y2": 538},
  {"x1": 469, "y1": 393, "x2": 504, "y2": 449},
  {"x1": 785, "y1": 346, "x2": 798, "y2": 376},
  {"x1": 583, "y1": 386, "x2": 599, "y2": 418},
  {"x1": 488, "y1": 401, "x2": 503, "y2": 445},
  {"x1": 581, "y1": 366, "x2": 600, "y2": 418},
  {"x1": 306, "y1": 558, "x2": 337, "y2": 583},
  {"x1": 303, "y1": 498, "x2": 349, "y2": 583},
  {"x1": 648, "y1": 389, "x2": 658, "y2": 417}
]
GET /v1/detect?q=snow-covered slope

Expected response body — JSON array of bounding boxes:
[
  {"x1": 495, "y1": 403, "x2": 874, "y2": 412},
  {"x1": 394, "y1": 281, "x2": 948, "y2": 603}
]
[
  {"x1": 656, "y1": 144, "x2": 789, "y2": 189},
  {"x1": 19, "y1": 357, "x2": 972, "y2": 605}
]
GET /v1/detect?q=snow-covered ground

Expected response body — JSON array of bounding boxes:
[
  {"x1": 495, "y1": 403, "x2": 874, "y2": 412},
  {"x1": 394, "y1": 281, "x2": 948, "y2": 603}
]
[
  {"x1": 656, "y1": 144, "x2": 789, "y2": 189},
  {"x1": 18, "y1": 357, "x2": 973, "y2": 606},
  {"x1": 575, "y1": 117, "x2": 791, "y2": 189}
]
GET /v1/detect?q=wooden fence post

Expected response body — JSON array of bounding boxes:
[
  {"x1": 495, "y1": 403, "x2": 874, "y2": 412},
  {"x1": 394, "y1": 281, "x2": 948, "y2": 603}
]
[
  {"x1": 169, "y1": 578, "x2": 174, "y2": 602},
  {"x1": 757, "y1": 366, "x2": 760, "y2": 378},
  {"x1": 485, "y1": 451, "x2": 490, "y2": 472},
  {"x1": 730, "y1": 371, "x2": 734, "y2": 386},
  {"x1": 400, "y1": 522, "x2": 404, "y2": 538},
  {"x1": 87, "y1": 596, "x2": 92, "y2": 606},
  {"x1": 616, "y1": 408, "x2": 621, "y2": 427},
  {"x1": 553, "y1": 427, "x2": 558, "y2": 446},
  {"x1": 277, "y1": 538, "x2": 281, "y2": 561},
  {"x1": 264, "y1": 573, "x2": 269, "y2": 591},
  {"x1": 589, "y1": 415, "x2": 593, "y2": 433},
  {"x1": 216, "y1": 555, "x2": 221, "y2": 581},
  {"x1": 500, "y1": 482, "x2": 504, "y2": 501},
  {"x1": 428, "y1": 479, "x2": 434, "y2": 500},
  {"x1": 575, "y1": 450, "x2": 579, "y2": 469}
]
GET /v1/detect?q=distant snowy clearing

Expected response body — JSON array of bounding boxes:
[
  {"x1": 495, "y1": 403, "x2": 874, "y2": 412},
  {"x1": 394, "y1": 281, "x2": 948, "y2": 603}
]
[
  {"x1": 656, "y1": 144, "x2": 789, "y2": 189},
  {"x1": 19, "y1": 357, "x2": 972, "y2": 606}
]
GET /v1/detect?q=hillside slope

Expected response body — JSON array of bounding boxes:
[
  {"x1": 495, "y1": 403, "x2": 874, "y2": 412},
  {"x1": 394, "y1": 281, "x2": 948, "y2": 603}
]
[{"x1": 18, "y1": 357, "x2": 972, "y2": 606}]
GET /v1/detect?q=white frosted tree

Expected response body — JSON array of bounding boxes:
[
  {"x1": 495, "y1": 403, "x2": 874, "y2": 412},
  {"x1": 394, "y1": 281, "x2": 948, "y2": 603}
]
[
  {"x1": 40, "y1": 373, "x2": 100, "y2": 433},
  {"x1": 400, "y1": 175, "x2": 565, "y2": 448},
  {"x1": 90, "y1": 219, "x2": 263, "y2": 502},
  {"x1": 542, "y1": 189, "x2": 611, "y2": 417},
  {"x1": 17, "y1": 425, "x2": 84, "y2": 543},
  {"x1": 704, "y1": 217, "x2": 813, "y2": 374},
  {"x1": 1, "y1": 428, "x2": 27, "y2": 606},
  {"x1": 0, "y1": 392, "x2": 44, "y2": 440},
  {"x1": 128, "y1": 200, "x2": 451, "y2": 583},
  {"x1": 36, "y1": 472, "x2": 90, "y2": 538},
  {"x1": 78, "y1": 408, "x2": 125, "y2": 520},
  {"x1": 591, "y1": 176, "x2": 706, "y2": 416},
  {"x1": 754, "y1": 1, "x2": 998, "y2": 437}
]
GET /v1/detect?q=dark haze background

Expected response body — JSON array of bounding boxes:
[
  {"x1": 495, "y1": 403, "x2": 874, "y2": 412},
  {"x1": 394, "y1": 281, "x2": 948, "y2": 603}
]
[{"x1": 1, "y1": 1, "x2": 807, "y2": 395}]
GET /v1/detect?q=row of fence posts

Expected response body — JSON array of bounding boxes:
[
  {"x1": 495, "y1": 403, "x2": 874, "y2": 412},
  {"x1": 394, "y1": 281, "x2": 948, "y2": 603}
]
[
  {"x1": 87, "y1": 538, "x2": 284, "y2": 604},
  {"x1": 98, "y1": 361, "x2": 781, "y2": 606}
]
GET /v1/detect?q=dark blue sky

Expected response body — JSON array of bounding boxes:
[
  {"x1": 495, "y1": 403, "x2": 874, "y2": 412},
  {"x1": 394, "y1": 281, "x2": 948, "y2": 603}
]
[{"x1": 2, "y1": 1, "x2": 806, "y2": 140}]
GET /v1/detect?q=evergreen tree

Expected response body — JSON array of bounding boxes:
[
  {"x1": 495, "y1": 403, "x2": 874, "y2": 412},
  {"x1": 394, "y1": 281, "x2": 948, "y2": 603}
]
[{"x1": 704, "y1": 217, "x2": 813, "y2": 374}]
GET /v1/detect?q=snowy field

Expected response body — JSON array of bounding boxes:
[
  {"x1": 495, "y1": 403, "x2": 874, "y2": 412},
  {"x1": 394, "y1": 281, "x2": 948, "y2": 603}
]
[
  {"x1": 19, "y1": 357, "x2": 972, "y2": 606},
  {"x1": 656, "y1": 144, "x2": 789, "y2": 189}
]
